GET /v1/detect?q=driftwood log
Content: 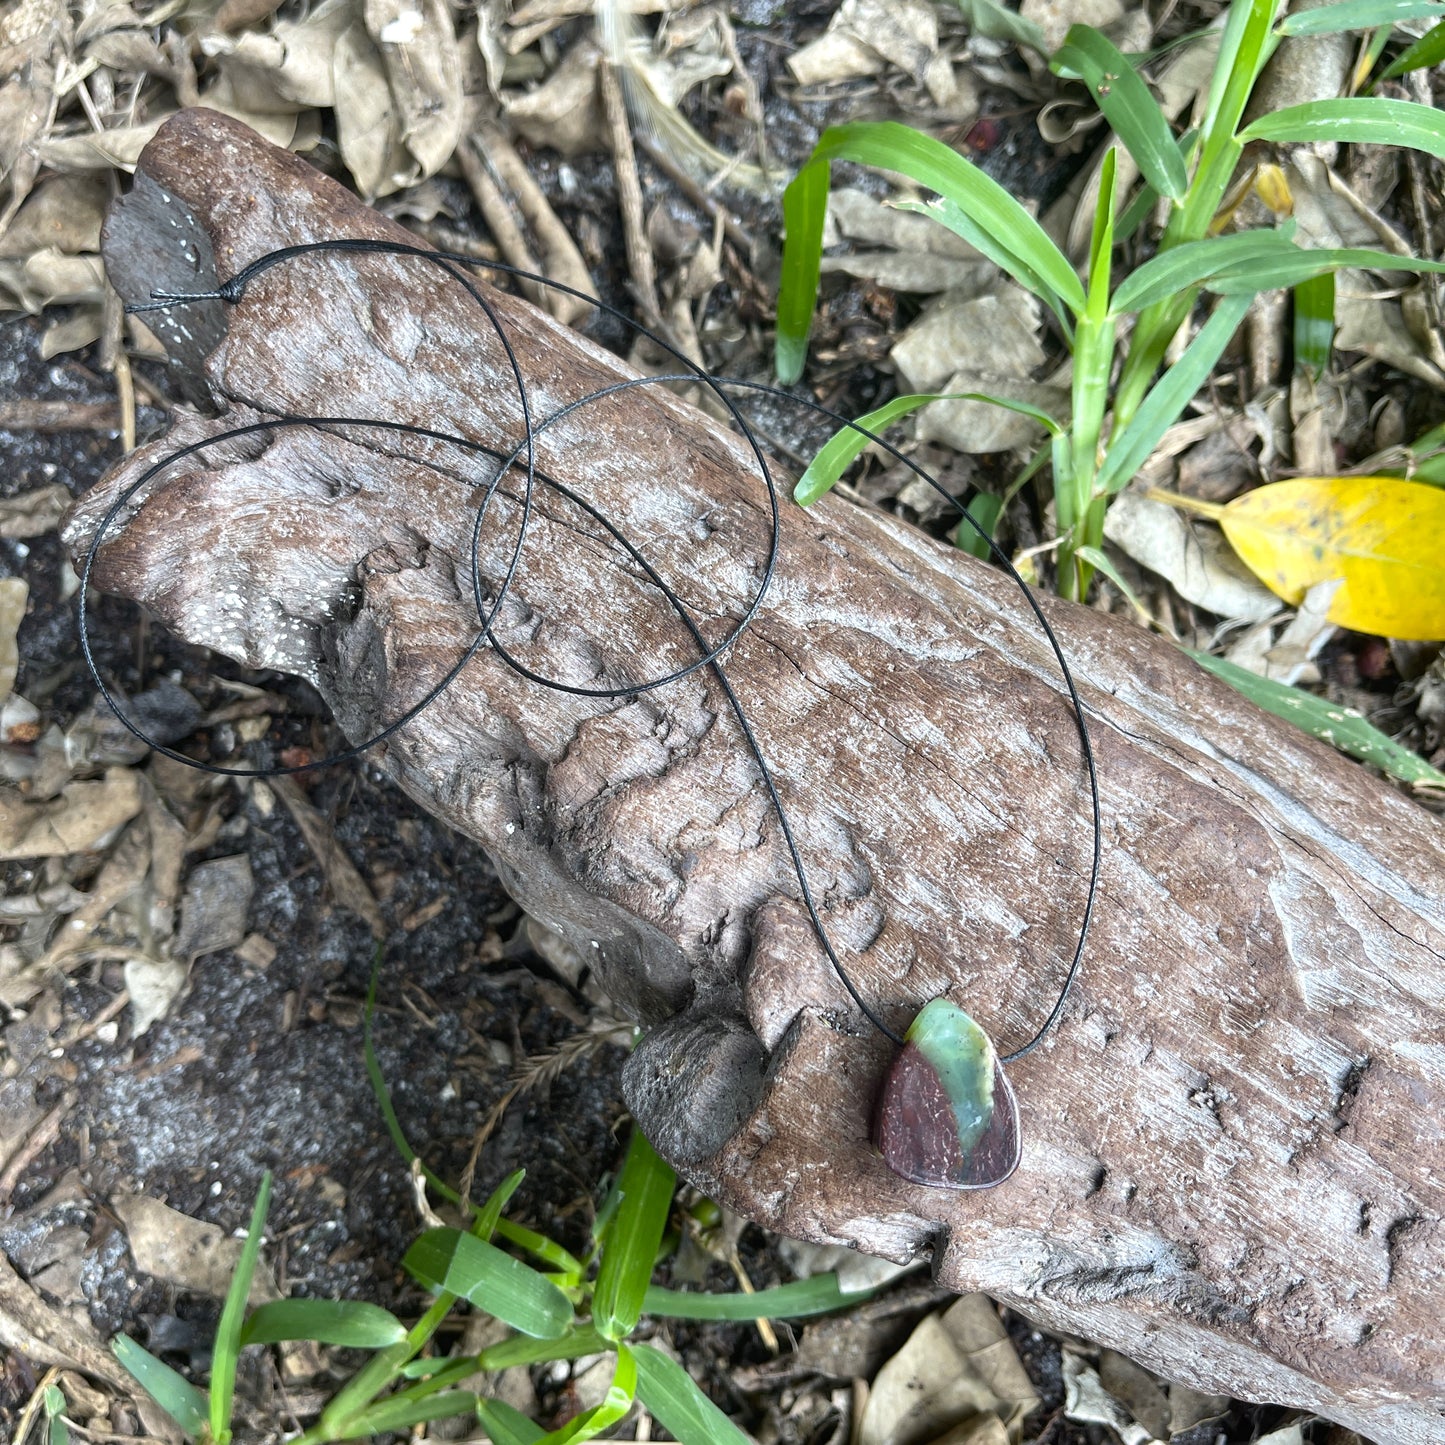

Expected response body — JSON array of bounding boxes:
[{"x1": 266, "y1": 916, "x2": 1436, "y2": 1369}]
[{"x1": 64, "y1": 111, "x2": 1445, "y2": 1444}]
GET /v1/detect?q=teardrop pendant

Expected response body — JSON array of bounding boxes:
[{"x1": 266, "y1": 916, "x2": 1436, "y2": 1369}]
[{"x1": 873, "y1": 999, "x2": 1022, "y2": 1189}]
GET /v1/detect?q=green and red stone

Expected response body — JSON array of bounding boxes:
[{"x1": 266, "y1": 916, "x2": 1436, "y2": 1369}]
[{"x1": 873, "y1": 999, "x2": 1021, "y2": 1189}]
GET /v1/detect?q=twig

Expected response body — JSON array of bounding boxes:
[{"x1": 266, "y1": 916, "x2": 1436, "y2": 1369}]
[
  {"x1": 0, "y1": 400, "x2": 123, "y2": 432},
  {"x1": 0, "y1": 1097, "x2": 73, "y2": 1204},
  {"x1": 635, "y1": 133, "x2": 755, "y2": 258},
  {"x1": 456, "y1": 136, "x2": 550, "y2": 314},
  {"x1": 600, "y1": 59, "x2": 661, "y2": 326},
  {"x1": 477, "y1": 120, "x2": 597, "y2": 327}
]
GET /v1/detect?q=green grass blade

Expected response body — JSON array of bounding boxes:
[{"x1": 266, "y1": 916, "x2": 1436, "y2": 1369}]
[
  {"x1": 1190, "y1": 652, "x2": 1445, "y2": 788},
  {"x1": 210, "y1": 1172, "x2": 272, "y2": 1445},
  {"x1": 1086, "y1": 147, "x2": 1118, "y2": 316},
  {"x1": 891, "y1": 197, "x2": 1074, "y2": 335},
  {"x1": 775, "y1": 156, "x2": 830, "y2": 383},
  {"x1": 949, "y1": 0, "x2": 1048, "y2": 49},
  {"x1": 1097, "y1": 292, "x2": 1254, "y2": 496},
  {"x1": 475, "y1": 1170, "x2": 526, "y2": 1243},
  {"x1": 809, "y1": 124, "x2": 1086, "y2": 312},
  {"x1": 592, "y1": 1129, "x2": 675, "y2": 1342},
  {"x1": 1074, "y1": 545, "x2": 1150, "y2": 620},
  {"x1": 493, "y1": 1218, "x2": 586, "y2": 1279},
  {"x1": 478, "y1": 1326, "x2": 611, "y2": 1370},
  {"x1": 404, "y1": 1228, "x2": 576, "y2": 1339},
  {"x1": 479, "y1": 1398, "x2": 549, "y2": 1445},
  {"x1": 1053, "y1": 28, "x2": 1187, "y2": 199},
  {"x1": 363, "y1": 946, "x2": 469, "y2": 1212},
  {"x1": 240, "y1": 1299, "x2": 407, "y2": 1349},
  {"x1": 955, "y1": 491, "x2": 1005, "y2": 560},
  {"x1": 1276, "y1": 0, "x2": 1443, "y2": 34},
  {"x1": 1198, "y1": 0, "x2": 1282, "y2": 149},
  {"x1": 536, "y1": 1345, "x2": 637, "y2": 1445},
  {"x1": 643, "y1": 1275, "x2": 878, "y2": 1321},
  {"x1": 112, "y1": 1336, "x2": 209, "y2": 1438},
  {"x1": 1110, "y1": 226, "x2": 1297, "y2": 313},
  {"x1": 44, "y1": 1383, "x2": 70, "y2": 1445},
  {"x1": 344, "y1": 1390, "x2": 480, "y2": 1437},
  {"x1": 794, "y1": 392, "x2": 1060, "y2": 508},
  {"x1": 633, "y1": 1344, "x2": 754, "y2": 1445},
  {"x1": 794, "y1": 395, "x2": 940, "y2": 507},
  {"x1": 1293, "y1": 270, "x2": 1335, "y2": 374},
  {"x1": 1208, "y1": 242, "x2": 1445, "y2": 292},
  {"x1": 1379, "y1": 15, "x2": 1445, "y2": 74},
  {"x1": 1240, "y1": 96, "x2": 1445, "y2": 157}
]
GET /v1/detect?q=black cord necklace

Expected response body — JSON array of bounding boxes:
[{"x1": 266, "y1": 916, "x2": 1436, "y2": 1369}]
[{"x1": 88, "y1": 238, "x2": 1102, "y2": 1190}]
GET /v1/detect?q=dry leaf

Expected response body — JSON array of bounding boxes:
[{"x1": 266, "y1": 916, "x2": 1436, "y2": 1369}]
[
  {"x1": 41, "y1": 305, "x2": 103, "y2": 358},
  {"x1": 1062, "y1": 1350, "x2": 1161, "y2": 1445},
  {"x1": 859, "y1": 1295, "x2": 1037, "y2": 1445},
  {"x1": 0, "y1": 577, "x2": 25, "y2": 703},
  {"x1": 124, "y1": 954, "x2": 189, "y2": 1036},
  {"x1": 891, "y1": 284, "x2": 1066, "y2": 453},
  {"x1": 1019, "y1": 0, "x2": 1122, "y2": 58},
  {"x1": 364, "y1": 0, "x2": 463, "y2": 181},
  {"x1": 505, "y1": 40, "x2": 602, "y2": 156},
  {"x1": 0, "y1": 173, "x2": 107, "y2": 258},
  {"x1": 1103, "y1": 491, "x2": 1282, "y2": 623},
  {"x1": 787, "y1": 0, "x2": 966, "y2": 111},
  {"x1": 822, "y1": 188, "x2": 992, "y2": 294},
  {"x1": 0, "y1": 0, "x2": 69, "y2": 226},
  {"x1": 174, "y1": 853, "x2": 254, "y2": 960},
  {"x1": 0, "y1": 767, "x2": 142, "y2": 859},
  {"x1": 203, "y1": 0, "x2": 354, "y2": 112},
  {"x1": 1158, "y1": 477, "x2": 1445, "y2": 640},
  {"x1": 114, "y1": 1193, "x2": 279, "y2": 1303},
  {"x1": 334, "y1": 22, "x2": 412, "y2": 198}
]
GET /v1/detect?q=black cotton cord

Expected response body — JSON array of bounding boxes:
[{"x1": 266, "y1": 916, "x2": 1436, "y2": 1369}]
[{"x1": 100, "y1": 239, "x2": 1101, "y2": 1061}]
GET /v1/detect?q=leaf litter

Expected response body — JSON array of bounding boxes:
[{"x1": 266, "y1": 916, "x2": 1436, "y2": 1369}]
[{"x1": 1, "y1": 0, "x2": 1443, "y2": 1439}]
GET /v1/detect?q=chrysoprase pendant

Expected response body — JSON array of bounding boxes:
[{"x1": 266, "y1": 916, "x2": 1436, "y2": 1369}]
[{"x1": 873, "y1": 998, "x2": 1021, "y2": 1189}]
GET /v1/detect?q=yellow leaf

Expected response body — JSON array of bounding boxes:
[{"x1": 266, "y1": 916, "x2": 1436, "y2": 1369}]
[{"x1": 1146, "y1": 478, "x2": 1445, "y2": 640}]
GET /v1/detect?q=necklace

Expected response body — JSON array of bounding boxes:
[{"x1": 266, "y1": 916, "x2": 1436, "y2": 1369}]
[{"x1": 86, "y1": 237, "x2": 1101, "y2": 1191}]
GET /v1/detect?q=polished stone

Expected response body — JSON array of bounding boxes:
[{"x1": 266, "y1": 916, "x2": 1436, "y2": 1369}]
[{"x1": 873, "y1": 999, "x2": 1021, "y2": 1188}]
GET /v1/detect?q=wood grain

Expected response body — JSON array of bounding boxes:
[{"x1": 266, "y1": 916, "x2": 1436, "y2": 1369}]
[{"x1": 64, "y1": 110, "x2": 1445, "y2": 1445}]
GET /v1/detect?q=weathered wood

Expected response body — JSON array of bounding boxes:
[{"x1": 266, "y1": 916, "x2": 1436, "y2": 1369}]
[{"x1": 65, "y1": 111, "x2": 1445, "y2": 1444}]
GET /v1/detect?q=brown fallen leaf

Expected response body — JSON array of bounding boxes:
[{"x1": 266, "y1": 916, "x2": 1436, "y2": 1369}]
[
  {"x1": 859, "y1": 1294, "x2": 1038, "y2": 1445},
  {"x1": 113, "y1": 1193, "x2": 280, "y2": 1304}
]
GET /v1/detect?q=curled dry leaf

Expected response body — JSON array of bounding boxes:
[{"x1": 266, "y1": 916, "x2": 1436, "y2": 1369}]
[
  {"x1": 859, "y1": 1294, "x2": 1038, "y2": 1445},
  {"x1": 1102, "y1": 491, "x2": 1282, "y2": 623},
  {"x1": 203, "y1": 0, "x2": 354, "y2": 112},
  {"x1": 788, "y1": 0, "x2": 971, "y2": 114},
  {"x1": 364, "y1": 0, "x2": 463, "y2": 184},
  {"x1": 505, "y1": 39, "x2": 602, "y2": 156}
]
